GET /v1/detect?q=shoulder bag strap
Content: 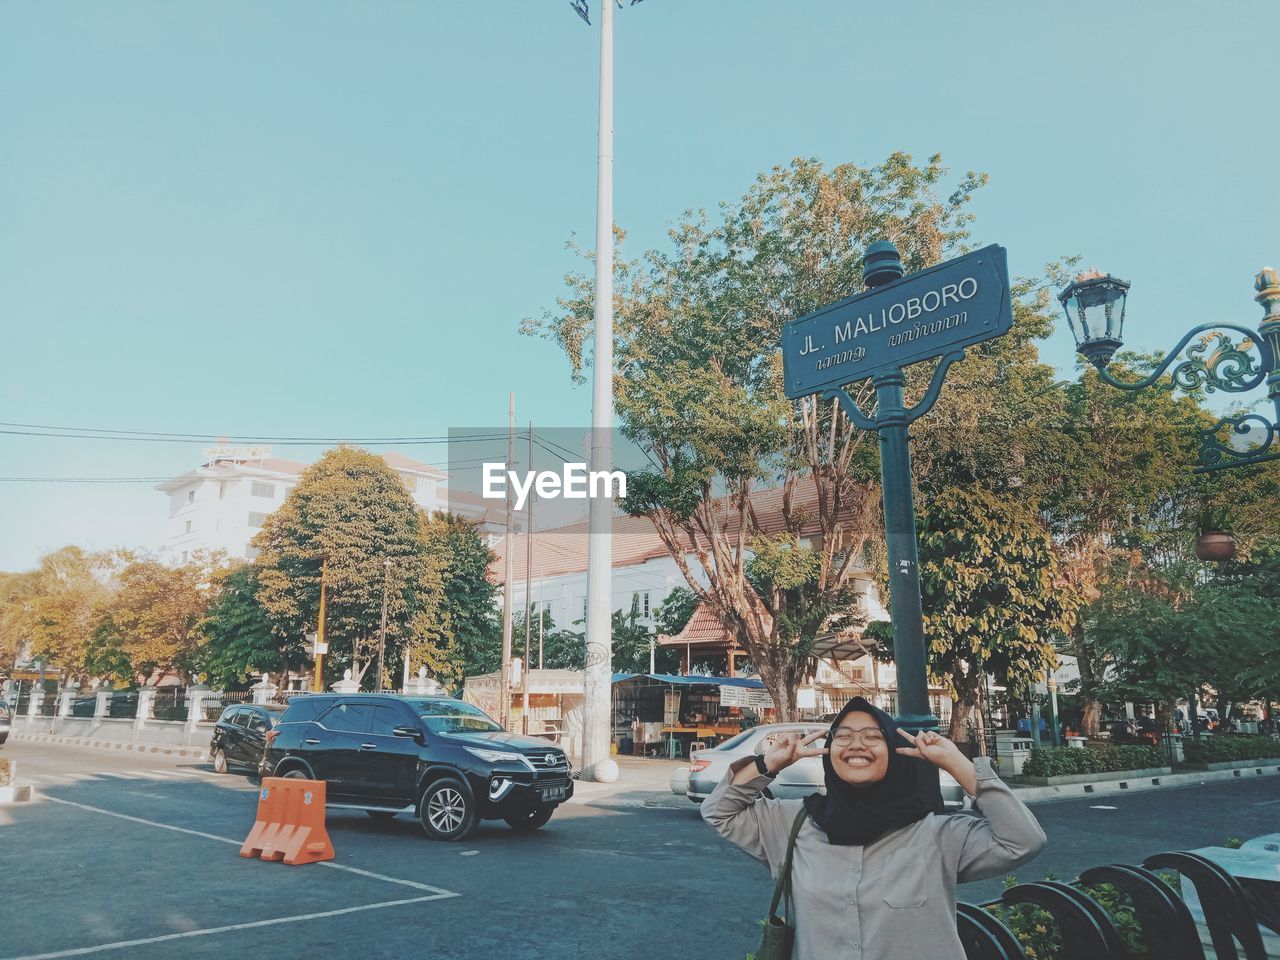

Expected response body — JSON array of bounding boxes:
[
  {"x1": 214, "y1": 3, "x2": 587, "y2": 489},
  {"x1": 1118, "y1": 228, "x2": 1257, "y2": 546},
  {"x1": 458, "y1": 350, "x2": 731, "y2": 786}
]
[{"x1": 768, "y1": 808, "x2": 809, "y2": 923}]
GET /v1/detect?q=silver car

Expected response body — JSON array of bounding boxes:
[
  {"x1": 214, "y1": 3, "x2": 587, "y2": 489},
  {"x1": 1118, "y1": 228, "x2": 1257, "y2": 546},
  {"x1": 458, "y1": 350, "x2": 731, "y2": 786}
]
[{"x1": 685, "y1": 722, "x2": 967, "y2": 810}]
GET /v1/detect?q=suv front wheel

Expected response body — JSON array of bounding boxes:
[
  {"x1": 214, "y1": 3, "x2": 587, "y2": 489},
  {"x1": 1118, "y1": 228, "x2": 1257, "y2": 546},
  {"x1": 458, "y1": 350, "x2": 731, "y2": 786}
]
[{"x1": 419, "y1": 777, "x2": 477, "y2": 842}]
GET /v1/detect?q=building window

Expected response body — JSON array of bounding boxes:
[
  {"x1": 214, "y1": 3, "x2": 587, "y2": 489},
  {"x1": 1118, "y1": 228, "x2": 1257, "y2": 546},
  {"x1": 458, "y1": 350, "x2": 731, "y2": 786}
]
[
  {"x1": 187, "y1": 490, "x2": 195, "y2": 504},
  {"x1": 581, "y1": 598, "x2": 588, "y2": 621},
  {"x1": 184, "y1": 520, "x2": 192, "y2": 534},
  {"x1": 181, "y1": 551, "x2": 189, "y2": 564},
  {"x1": 641, "y1": 591, "x2": 651, "y2": 618},
  {"x1": 248, "y1": 511, "x2": 268, "y2": 528},
  {"x1": 251, "y1": 482, "x2": 275, "y2": 498}
]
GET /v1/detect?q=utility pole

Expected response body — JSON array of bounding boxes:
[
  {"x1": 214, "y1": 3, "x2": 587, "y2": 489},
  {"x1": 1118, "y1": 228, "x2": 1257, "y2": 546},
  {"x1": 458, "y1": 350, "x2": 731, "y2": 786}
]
[
  {"x1": 312, "y1": 559, "x2": 328, "y2": 692},
  {"x1": 375, "y1": 558, "x2": 391, "y2": 691},
  {"x1": 580, "y1": 0, "x2": 617, "y2": 783},
  {"x1": 522, "y1": 421, "x2": 535, "y2": 734},
  {"x1": 499, "y1": 393, "x2": 515, "y2": 730}
]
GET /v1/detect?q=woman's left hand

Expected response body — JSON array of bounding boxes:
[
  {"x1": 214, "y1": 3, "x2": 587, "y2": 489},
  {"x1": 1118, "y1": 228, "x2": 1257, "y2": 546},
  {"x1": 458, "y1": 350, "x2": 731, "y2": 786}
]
[{"x1": 895, "y1": 728, "x2": 967, "y2": 772}]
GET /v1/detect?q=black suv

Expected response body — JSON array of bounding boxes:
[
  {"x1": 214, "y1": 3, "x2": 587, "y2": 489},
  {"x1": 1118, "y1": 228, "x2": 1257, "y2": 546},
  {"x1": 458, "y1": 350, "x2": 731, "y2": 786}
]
[
  {"x1": 264, "y1": 693, "x2": 573, "y2": 841},
  {"x1": 210, "y1": 703, "x2": 287, "y2": 777}
]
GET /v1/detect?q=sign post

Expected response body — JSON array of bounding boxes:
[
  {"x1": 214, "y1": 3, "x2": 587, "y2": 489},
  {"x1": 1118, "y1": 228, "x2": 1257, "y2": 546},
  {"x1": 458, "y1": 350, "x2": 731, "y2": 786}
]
[{"x1": 782, "y1": 241, "x2": 1012, "y2": 789}]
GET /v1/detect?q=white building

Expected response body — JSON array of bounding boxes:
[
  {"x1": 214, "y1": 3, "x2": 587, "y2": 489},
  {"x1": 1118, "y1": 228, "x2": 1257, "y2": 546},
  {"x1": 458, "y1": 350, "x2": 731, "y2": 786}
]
[{"x1": 156, "y1": 445, "x2": 483, "y2": 563}]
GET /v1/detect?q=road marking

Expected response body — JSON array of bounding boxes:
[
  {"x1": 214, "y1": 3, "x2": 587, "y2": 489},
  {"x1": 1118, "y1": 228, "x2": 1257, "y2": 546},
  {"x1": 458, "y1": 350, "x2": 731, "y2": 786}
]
[
  {"x1": 1089, "y1": 805, "x2": 1119, "y2": 810},
  {"x1": 1253, "y1": 799, "x2": 1280, "y2": 806},
  {"x1": 0, "y1": 894, "x2": 455, "y2": 960},
  {"x1": 44, "y1": 797, "x2": 456, "y2": 894}
]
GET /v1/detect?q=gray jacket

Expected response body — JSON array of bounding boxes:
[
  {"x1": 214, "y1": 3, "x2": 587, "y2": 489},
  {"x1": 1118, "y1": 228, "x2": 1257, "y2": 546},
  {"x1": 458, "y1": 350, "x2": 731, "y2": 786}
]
[{"x1": 701, "y1": 756, "x2": 1046, "y2": 960}]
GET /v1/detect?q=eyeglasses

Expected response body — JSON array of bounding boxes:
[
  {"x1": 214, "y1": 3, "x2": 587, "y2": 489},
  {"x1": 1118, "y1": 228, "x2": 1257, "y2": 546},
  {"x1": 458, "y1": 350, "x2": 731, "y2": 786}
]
[{"x1": 829, "y1": 728, "x2": 885, "y2": 748}]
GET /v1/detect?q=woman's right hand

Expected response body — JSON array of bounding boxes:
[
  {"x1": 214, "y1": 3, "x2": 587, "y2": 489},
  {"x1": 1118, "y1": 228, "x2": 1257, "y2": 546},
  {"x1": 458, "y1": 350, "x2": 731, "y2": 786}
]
[{"x1": 761, "y1": 729, "x2": 828, "y2": 774}]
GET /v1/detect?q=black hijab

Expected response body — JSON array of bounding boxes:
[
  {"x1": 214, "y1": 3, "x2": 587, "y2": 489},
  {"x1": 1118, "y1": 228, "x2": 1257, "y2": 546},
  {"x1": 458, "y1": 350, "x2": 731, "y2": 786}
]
[{"x1": 802, "y1": 697, "x2": 936, "y2": 846}]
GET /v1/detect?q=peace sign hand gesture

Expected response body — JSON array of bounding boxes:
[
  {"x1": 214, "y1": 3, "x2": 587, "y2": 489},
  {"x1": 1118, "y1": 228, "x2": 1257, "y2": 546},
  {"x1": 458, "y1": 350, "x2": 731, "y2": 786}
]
[
  {"x1": 761, "y1": 730, "x2": 828, "y2": 775},
  {"x1": 895, "y1": 728, "x2": 967, "y2": 771}
]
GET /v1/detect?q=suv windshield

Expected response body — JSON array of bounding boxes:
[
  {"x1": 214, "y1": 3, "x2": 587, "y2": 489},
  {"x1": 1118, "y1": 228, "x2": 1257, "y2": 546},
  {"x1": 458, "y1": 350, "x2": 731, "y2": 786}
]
[{"x1": 409, "y1": 699, "x2": 502, "y2": 735}]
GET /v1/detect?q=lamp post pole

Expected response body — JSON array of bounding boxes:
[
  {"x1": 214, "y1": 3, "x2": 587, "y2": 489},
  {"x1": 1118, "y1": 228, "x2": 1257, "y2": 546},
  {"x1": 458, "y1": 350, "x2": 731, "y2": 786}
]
[
  {"x1": 1047, "y1": 677, "x2": 1061, "y2": 748},
  {"x1": 580, "y1": 0, "x2": 618, "y2": 783}
]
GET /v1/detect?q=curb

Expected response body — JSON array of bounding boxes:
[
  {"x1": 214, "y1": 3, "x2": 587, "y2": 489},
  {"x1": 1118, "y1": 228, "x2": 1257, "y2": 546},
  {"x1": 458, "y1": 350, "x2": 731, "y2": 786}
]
[
  {"x1": 1009, "y1": 763, "x2": 1280, "y2": 803},
  {"x1": 10, "y1": 731, "x2": 207, "y2": 760},
  {"x1": 566, "y1": 763, "x2": 1280, "y2": 810}
]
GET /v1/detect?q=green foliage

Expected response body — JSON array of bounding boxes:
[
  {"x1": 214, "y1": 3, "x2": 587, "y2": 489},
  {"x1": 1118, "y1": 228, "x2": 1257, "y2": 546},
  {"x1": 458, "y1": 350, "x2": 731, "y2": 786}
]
[
  {"x1": 527, "y1": 598, "x2": 679, "y2": 675},
  {"x1": 198, "y1": 564, "x2": 302, "y2": 687},
  {"x1": 910, "y1": 487, "x2": 1077, "y2": 727},
  {"x1": 253, "y1": 448, "x2": 448, "y2": 685},
  {"x1": 1021, "y1": 743, "x2": 1165, "y2": 777},
  {"x1": 1225, "y1": 836, "x2": 1244, "y2": 849},
  {"x1": 1183, "y1": 735, "x2": 1280, "y2": 764},
  {"x1": 654, "y1": 586, "x2": 698, "y2": 638},
  {"x1": 1085, "y1": 548, "x2": 1280, "y2": 717},
  {"x1": 0, "y1": 546, "x2": 120, "y2": 680},
  {"x1": 105, "y1": 555, "x2": 217, "y2": 676},
  {"x1": 422, "y1": 512, "x2": 499, "y2": 682},
  {"x1": 989, "y1": 873, "x2": 1181, "y2": 958}
]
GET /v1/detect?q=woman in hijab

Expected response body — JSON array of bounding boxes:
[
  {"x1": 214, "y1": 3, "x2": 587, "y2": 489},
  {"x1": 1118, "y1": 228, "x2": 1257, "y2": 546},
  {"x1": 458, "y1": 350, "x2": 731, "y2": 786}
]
[{"x1": 702, "y1": 697, "x2": 1046, "y2": 960}]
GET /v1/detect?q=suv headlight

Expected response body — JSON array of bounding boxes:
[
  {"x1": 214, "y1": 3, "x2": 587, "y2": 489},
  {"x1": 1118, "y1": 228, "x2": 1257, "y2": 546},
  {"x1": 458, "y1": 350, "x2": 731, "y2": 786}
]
[{"x1": 466, "y1": 747, "x2": 531, "y2": 768}]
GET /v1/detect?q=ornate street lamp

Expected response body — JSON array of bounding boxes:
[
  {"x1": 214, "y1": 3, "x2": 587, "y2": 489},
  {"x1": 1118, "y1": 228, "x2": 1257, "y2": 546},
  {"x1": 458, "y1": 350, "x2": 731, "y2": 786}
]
[
  {"x1": 1058, "y1": 269, "x2": 1129, "y2": 369},
  {"x1": 1059, "y1": 266, "x2": 1280, "y2": 472}
]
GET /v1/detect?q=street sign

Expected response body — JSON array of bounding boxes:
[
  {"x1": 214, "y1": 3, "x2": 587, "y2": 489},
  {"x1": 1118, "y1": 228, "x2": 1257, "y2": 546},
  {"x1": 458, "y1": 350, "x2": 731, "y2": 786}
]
[
  {"x1": 312, "y1": 641, "x2": 328, "y2": 656},
  {"x1": 718, "y1": 685, "x2": 775, "y2": 710},
  {"x1": 782, "y1": 244, "x2": 1012, "y2": 398}
]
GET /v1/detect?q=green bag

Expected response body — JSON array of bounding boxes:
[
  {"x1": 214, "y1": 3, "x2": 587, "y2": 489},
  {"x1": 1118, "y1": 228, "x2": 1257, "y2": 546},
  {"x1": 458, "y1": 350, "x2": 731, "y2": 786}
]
[{"x1": 753, "y1": 808, "x2": 809, "y2": 960}]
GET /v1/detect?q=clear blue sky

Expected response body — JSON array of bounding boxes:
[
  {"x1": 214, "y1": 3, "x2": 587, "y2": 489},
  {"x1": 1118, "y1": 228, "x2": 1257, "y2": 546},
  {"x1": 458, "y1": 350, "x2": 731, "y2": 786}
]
[{"x1": 1, "y1": 1, "x2": 1276, "y2": 571}]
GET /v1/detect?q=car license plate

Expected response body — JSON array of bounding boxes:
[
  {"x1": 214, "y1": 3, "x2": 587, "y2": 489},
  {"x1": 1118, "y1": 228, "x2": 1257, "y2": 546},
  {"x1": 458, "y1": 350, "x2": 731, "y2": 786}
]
[{"x1": 539, "y1": 783, "x2": 566, "y2": 802}]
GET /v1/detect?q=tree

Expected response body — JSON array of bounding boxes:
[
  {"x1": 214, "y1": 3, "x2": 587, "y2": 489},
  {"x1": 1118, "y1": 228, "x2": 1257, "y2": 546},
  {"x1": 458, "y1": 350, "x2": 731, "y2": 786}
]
[
  {"x1": 527, "y1": 153, "x2": 994, "y2": 718},
  {"x1": 0, "y1": 546, "x2": 120, "y2": 683},
  {"x1": 253, "y1": 448, "x2": 448, "y2": 686},
  {"x1": 1046, "y1": 361, "x2": 1219, "y2": 735},
  {"x1": 422, "y1": 512, "x2": 500, "y2": 683},
  {"x1": 873, "y1": 488, "x2": 1076, "y2": 741},
  {"x1": 198, "y1": 563, "x2": 304, "y2": 688},
  {"x1": 103, "y1": 554, "x2": 218, "y2": 678},
  {"x1": 654, "y1": 586, "x2": 698, "y2": 638}
]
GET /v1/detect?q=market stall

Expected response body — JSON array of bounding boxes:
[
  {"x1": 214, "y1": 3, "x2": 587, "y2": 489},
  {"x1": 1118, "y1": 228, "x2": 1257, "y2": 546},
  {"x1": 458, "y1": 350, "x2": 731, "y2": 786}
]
[
  {"x1": 461, "y1": 669, "x2": 584, "y2": 749},
  {"x1": 611, "y1": 673, "x2": 776, "y2": 758}
]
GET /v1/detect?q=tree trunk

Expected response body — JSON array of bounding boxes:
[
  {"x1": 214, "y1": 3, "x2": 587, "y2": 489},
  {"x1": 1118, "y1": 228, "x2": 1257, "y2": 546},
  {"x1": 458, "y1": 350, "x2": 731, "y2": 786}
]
[
  {"x1": 1072, "y1": 628, "x2": 1104, "y2": 738},
  {"x1": 755, "y1": 655, "x2": 799, "y2": 722},
  {"x1": 947, "y1": 669, "x2": 984, "y2": 755}
]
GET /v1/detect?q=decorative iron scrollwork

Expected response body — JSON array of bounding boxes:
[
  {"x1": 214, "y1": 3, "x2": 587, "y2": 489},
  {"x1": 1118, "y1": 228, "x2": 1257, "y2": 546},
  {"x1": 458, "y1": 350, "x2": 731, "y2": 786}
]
[
  {"x1": 1170, "y1": 332, "x2": 1264, "y2": 393},
  {"x1": 1096, "y1": 322, "x2": 1272, "y2": 396},
  {"x1": 1196, "y1": 412, "x2": 1280, "y2": 472}
]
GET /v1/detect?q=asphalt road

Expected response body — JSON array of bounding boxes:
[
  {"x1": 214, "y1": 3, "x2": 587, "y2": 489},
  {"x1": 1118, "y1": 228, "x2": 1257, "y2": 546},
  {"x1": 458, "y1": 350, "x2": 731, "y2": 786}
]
[{"x1": 1, "y1": 740, "x2": 1276, "y2": 960}]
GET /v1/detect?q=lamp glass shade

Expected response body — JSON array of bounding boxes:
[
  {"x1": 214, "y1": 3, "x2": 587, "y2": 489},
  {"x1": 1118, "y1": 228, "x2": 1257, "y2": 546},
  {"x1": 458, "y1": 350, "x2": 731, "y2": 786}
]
[{"x1": 1059, "y1": 274, "x2": 1130, "y2": 351}]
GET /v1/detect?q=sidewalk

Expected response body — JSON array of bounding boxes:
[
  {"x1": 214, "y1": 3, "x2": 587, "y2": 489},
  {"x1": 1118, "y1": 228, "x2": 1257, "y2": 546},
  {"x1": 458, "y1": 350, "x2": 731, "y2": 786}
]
[
  {"x1": 568, "y1": 756, "x2": 693, "y2": 810},
  {"x1": 566, "y1": 756, "x2": 1280, "y2": 809},
  {"x1": 9, "y1": 729, "x2": 207, "y2": 759}
]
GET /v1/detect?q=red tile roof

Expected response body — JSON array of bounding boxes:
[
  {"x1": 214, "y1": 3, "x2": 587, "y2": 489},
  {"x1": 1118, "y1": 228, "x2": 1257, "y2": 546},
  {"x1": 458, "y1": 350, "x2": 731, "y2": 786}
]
[{"x1": 491, "y1": 476, "x2": 871, "y2": 582}]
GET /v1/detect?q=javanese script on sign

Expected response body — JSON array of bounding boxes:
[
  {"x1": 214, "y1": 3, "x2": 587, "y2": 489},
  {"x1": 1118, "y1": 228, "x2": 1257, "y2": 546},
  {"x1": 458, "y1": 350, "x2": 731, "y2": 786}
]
[{"x1": 782, "y1": 244, "x2": 1012, "y2": 398}]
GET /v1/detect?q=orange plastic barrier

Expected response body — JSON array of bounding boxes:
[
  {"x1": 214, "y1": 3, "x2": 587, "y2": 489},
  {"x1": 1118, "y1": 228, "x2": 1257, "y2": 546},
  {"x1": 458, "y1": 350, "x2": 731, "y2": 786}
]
[{"x1": 240, "y1": 776, "x2": 335, "y2": 866}]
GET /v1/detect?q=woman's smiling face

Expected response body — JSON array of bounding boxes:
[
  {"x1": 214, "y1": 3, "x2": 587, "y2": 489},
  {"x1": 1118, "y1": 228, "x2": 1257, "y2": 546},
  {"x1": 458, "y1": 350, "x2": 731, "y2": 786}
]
[{"x1": 829, "y1": 710, "x2": 890, "y2": 785}]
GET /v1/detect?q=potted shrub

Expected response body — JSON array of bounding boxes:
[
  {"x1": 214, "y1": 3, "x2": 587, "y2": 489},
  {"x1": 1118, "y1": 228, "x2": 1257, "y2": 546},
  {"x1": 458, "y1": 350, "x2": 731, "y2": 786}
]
[{"x1": 1194, "y1": 506, "x2": 1236, "y2": 562}]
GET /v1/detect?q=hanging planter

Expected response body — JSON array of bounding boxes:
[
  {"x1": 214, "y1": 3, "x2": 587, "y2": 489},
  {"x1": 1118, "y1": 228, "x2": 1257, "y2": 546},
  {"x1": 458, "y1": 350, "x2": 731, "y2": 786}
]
[
  {"x1": 1193, "y1": 505, "x2": 1236, "y2": 562},
  {"x1": 1194, "y1": 530, "x2": 1236, "y2": 562}
]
